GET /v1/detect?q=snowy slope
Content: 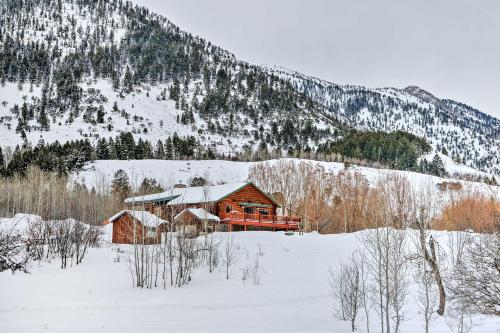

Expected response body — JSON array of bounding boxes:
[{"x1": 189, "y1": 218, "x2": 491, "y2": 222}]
[
  {"x1": 0, "y1": 79, "x2": 248, "y2": 154},
  {"x1": 72, "y1": 159, "x2": 500, "y2": 209},
  {"x1": 0, "y1": 228, "x2": 498, "y2": 333}
]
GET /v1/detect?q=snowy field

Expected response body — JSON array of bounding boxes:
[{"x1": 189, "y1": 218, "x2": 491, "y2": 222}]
[{"x1": 1, "y1": 226, "x2": 499, "y2": 333}]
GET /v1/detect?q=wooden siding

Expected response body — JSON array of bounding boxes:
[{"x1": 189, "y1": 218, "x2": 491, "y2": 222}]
[
  {"x1": 111, "y1": 213, "x2": 162, "y2": 244},
  {"x1": 175, "y1": 210, "x2": 218, "y2": 236},
  {"x1": 217, "y1": 183, "x2": 278, "y2": 220}
]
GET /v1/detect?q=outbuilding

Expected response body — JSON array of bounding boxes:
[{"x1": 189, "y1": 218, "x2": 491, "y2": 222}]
[{"x1": 105, "y1": 210, "x2": 167, "y2": 244}]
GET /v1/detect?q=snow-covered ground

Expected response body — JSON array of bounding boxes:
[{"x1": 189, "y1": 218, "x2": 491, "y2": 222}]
[{"x1": 0, "y1": 223, "x2": 498, "y2": 333}]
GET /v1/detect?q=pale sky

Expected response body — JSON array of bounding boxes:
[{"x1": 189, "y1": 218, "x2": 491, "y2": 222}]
[{"x1": 133, "y1": 0, "x2": 500, "y2": 118}]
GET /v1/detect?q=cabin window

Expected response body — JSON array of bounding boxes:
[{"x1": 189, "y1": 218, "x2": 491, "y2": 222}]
[
  {"x1": 244, "y1": 207, "x2": 255, "y2": 214},
  {"x1": 146, "y1": 227, "x2": 157, "y2": 238},
  {"x1": 259, "y1": 209, "x2": 269, "y2": 216},
  {"x1": 225, "y1": 205, "x2": 232, "y2": 213}
]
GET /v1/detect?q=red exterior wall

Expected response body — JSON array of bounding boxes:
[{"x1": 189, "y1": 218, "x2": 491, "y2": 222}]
[
  {"x1": 217, "y1": 183, "x2": 277, "y2": 220},
  {"x1": 111, "y1": 213, "x2": 161, "y2": 244}
]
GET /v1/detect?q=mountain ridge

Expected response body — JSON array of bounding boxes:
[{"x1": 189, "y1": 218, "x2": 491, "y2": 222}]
[{"x1": 0, "y1": 0, "x2": 498, "y2": 176}]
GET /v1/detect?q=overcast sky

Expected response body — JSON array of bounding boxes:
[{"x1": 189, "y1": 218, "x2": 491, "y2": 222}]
[{"x1": 133, "y1": 0, "x2": 500, "y2": 118}]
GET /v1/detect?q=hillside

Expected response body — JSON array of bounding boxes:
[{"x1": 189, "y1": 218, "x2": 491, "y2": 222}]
[
  {"x1": 268, "y1": 67, "x2": 500, "y2": 175},
  {"x1": 0, "y1": 0, "x2": 499, "y2": 176},
  {"x1": 71, "y1": 158, "x2": 500, "y2": 210},
  {"x1": 0, "y1": 0, "x2": 338, "y2": 156}
]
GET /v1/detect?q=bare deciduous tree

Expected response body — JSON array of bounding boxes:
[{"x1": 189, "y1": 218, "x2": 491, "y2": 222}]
[
  {"x1": 223, "y1": 234, "x2": 239, "y2": 279},
  {"x1": 409, "y1": 187, "x2": 440, "y2": 333},
  {"x1": 448, "y1": 232, "x2": 500, "y2": 316},
  {"x1": 357, "y1": 174, "x2": 411, "y2": 333},
  {"x1": 331, "y1": 255, "x2": 363, "y2": 332}
]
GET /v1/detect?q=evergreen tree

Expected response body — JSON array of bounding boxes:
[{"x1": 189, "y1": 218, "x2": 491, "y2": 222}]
[
  {"x1": 165, "y1": 137, "x2": 173, "y2": 159},
  {"x1": 97, "y1": 106, "x2": 105, "y2": 123},
  {"x1": 430, "y1": 154, "x2": 447, "y2": 177},
  {"x1": 169, "y1": 79, "x2": 180, "y2": 102},
  {"x1": 96, "y1": 138, "x2": 110, "y2": 159},
  {"x1": 38, "y1": 108, "x2": 50, "y2": 130},
  {"x1": 190, "y1": 176, "x2": 207, "y2": 187},
  {"x1": 155, "y1": 140, "x2": 165, "y2": 159},
  {"x1": 111, "y1": 169, "x2": 131, "y2": 200},
  {"x1": 0, "y1": 146, "x2": 4, "y2": 169},
  {"x1": 138, "y1": 177, "x2": 163, "y2": 194},
  {"x1": 123, "y1": 66, "x2": 133, "y2": 93},
  {"x1": 112, "y1": 102, "x2": 119, "y2": 113}
]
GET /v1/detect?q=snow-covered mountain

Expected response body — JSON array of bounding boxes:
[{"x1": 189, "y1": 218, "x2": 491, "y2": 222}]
[
  {"x1": 267, "y1": 66, "x2": 500, "y2": 175},
  {"x1": 0, "y1": 0, "x2": 498, "y2": 175}
]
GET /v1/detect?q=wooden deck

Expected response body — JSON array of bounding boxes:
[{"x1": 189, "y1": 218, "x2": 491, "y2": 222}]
[{"x1": 221, "y1": 212, "x2": 300, "y2": 231}]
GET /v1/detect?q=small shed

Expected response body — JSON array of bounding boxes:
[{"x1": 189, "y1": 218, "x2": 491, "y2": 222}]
[
  {"x1": 174, "y1": 208, "x2": 220, "y2": 236},
  {"x1": 106, "y1": 210, "x2": 167, "y2": 244}
]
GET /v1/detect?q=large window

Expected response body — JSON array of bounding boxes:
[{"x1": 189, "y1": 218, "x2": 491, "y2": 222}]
[{"x1": 244, "y1": 207, "x2": 255, "y2": 214}]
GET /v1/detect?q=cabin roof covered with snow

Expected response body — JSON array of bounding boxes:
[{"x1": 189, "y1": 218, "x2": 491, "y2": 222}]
[
  {"x1": 108, "y1": 210, "x2": 167, "y2": 227},
  {"x1": 124, "y1": 182, "x2": 280, "y2": 207},
  {"x1": 174, "y1": 208, "x2": 221, "y2": 223}
]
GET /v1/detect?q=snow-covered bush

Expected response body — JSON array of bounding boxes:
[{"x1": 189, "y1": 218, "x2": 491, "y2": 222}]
[
  {"x1": 52, "y1": 218, "x2": 102, "y2": 268},
  {"x1": 0, "y1": 226, "x2": 29, "y2": 273},
  {"x1": 1, "y1": 214, "x2": 102, "y2": 271}
]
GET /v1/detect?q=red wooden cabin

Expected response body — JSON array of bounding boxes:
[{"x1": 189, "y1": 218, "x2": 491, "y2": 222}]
[{"x1": 124, "y1": 182, "x2": 300, "y2": 233}]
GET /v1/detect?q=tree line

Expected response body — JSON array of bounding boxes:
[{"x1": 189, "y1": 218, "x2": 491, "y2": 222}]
[{"x1": 318, "y1": 130, "x2": 437, "y2": 174}]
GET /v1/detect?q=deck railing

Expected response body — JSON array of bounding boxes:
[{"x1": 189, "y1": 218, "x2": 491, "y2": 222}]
[{"x1": 222, "y1": 212, "x2": 301, "y2": 225}]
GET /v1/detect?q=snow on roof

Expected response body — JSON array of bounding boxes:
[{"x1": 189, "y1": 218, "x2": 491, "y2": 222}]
[
  {"x1": 108, "y1": 210, "x2": 167, "y2": 227},
  {"x1": 125, "y1": 182, "x2": 250, "y2": 205},
  {"x1": 174, "y1": 208, "x2": 221, "y2": 223}
]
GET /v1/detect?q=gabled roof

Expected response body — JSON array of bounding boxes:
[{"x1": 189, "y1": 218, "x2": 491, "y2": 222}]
[
  {"x1": 174, "y1": 208, "x2": 221, "y2": 223},
  {"x1": 124, "y1": 182, "x2": 280, "y2": 207},
  {"x1": 108, "y1": 210, "x2": 167, "y2": 227}
]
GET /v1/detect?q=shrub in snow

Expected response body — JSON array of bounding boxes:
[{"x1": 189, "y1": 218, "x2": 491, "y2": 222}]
[
  {"x1": 0, "y1": 227, "x2": 29, "y2": 273},
  {"x1": 0, "y1": 214, "x2": 102, "y2": 271},
  {"x1": 0, "y1": 214, "x2": 40, "y2": 273},
  {"x1": 330, "y1": 256, "x2": 363, "y2": 332},
  {"x1": 448, "y1": 232, "x2": 500, "y2": 316},
  {"x1": 240, "y1": 250, "x2": 264, "y2": 286}
]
